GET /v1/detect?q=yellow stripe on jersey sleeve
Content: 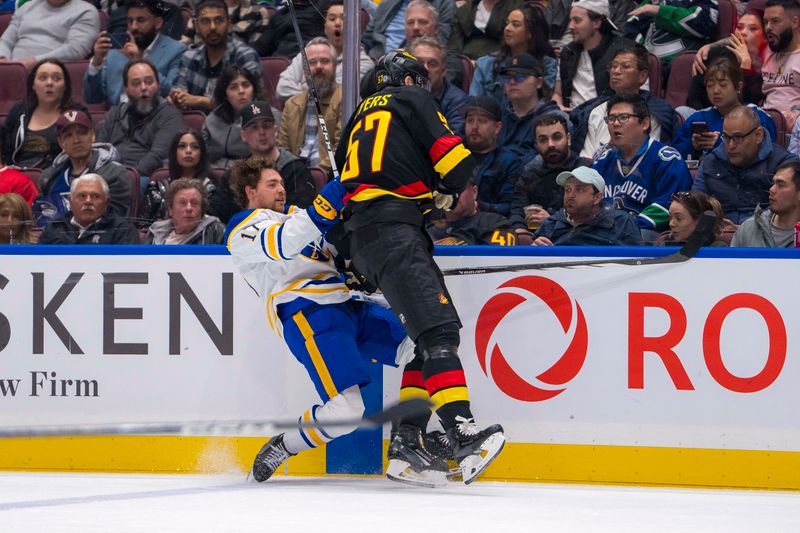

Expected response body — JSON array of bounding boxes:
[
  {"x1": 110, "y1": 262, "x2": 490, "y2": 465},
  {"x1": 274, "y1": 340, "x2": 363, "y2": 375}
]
[{"x1": 433, "y1": 143, "x2": 471, "y2": 178}]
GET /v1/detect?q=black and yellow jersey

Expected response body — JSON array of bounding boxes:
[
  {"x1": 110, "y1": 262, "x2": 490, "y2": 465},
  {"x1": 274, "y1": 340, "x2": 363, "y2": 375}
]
[{"x1": 335, "y1": 85, "x2": 475, "y2": 205}]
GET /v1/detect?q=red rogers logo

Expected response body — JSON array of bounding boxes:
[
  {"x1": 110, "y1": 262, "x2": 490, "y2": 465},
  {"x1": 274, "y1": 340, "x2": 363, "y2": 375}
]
[{"x1": 475, "y1": 276, "x2": 588, "y2": 402}]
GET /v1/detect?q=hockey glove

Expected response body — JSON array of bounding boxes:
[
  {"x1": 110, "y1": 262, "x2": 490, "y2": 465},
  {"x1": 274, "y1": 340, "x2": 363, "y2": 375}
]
[
  {"x1": 433, "y1": 190, "x2": 457, "y2": 211},
  {"x1": 307, "y1": 179, "x2": 346, "y2": 232}
]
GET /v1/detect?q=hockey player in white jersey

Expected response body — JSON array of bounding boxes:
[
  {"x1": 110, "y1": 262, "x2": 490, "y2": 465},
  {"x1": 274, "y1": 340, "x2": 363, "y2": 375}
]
[{"x1": 225, "y1": 156, "x2": 450, "y2": 486}]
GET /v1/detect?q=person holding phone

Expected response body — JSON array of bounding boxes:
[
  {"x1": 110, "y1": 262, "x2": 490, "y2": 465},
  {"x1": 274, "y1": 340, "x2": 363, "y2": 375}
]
[
  {"x1": 84, "y1": 0, "x2": 186, "y2": 106},
  {"x1": 671, "y1": 57, "x2": 777, "y2": 161}
]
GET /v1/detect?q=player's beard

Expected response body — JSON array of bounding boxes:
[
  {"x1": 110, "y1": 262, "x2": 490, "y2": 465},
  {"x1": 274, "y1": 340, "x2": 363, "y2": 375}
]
[{"x1": 768, "y1": 27, "x2": 793, "y2": 53}]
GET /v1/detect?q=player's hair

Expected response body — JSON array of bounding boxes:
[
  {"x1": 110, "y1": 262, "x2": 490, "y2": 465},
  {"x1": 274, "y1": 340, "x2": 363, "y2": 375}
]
[
  {"x1": 704, "y1": 57, "x2": 744, "y2": 91},
  {"x1": 765, "y1": 0, "x2": 800, "y2": 13},
  {"x1": 195, "y1": 0, "x2": 229, "y2": 18},
  {"x1": 775, "y1": 160, "x2": 800, "y2": 190},
  {"x1": 611, "y1": 44, "x2": 650, "y2": 73},
  {"x1": 533, "y1": 112, "x2": 569, "y2": 135},
  {"x1": 0, "y1": 193, "x2": 36, "y2": 244},
  {"x1": 168, "y1": 129, "x2": 212, "y2": 180},
  {"x1": 670, "y1": 191, "x2": 725, "y2": 240},
  {"x1": 409, "y1": 36, "x2": 447, "y2": 61},
  {"x1": 71, "y1": 173, "x2": 109, "y2": 195},
  {"x1": 607, "y1": 92, "x2": 650, "y2": 123},
  {"x1": 123, "y1": 59, "x2": 160, "y2": 87},
  {"x1": 212, "y1": 65, "x2": 268, "y2": 123},
  {"x1": 165, "y1": 177, "x2": 209, "y2": 215},
  {"x1": 407, "y1": 0, "x2": 439, "y2": 26},
  {"x1": 230, "y1": 156, "x2": 279, "y2": 208}
]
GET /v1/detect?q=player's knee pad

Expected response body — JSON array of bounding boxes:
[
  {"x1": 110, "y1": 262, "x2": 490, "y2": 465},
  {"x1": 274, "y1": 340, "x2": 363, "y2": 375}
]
[
  {"x1": 417, "y1": 323, "x2": 460, "y2": 361},
  {"x1": 313, "y1": 385, "x2": 365, "y2": 440}
]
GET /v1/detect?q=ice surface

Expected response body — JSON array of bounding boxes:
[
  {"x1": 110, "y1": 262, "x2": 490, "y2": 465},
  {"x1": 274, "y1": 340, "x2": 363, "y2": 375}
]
[{"x1": 1, "y1": 472, "x2": 799, "y2": 532}]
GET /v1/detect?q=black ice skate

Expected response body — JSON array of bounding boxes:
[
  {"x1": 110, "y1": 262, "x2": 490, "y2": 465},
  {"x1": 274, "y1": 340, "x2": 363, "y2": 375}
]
[
  {"x1": 248, "y1": 434, "x2": 294, "y2": 483},
  {"x1": 424, "y1": 430, "x2": 461, "y2": 481},
  {"x1": 446, "y1": 416, "x2": 505, "y2": 485},
  {"x1": 386, "y1": 424, "x2": 449, "y2": 488}
]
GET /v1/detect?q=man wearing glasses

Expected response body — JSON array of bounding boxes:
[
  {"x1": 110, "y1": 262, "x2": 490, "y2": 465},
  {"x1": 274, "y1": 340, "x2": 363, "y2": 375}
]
[
  {"x1": 693, "y1": 105, "x2": 797, "y2": 224},
  {"x1": 592, "y1": 92, "x2": 691, "y2": 239},
  {"x1": 170, "y1": 0, "x2": 262, "y2": 111}
]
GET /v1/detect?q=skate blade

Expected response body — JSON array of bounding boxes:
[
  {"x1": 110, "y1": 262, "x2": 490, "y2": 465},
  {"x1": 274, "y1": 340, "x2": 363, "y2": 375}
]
[
  {"x1": 459, "y1": 432, "x2": 506, "y2": 485},
  {"x1": 445, "y1": 461, "x2": 462, "y2": 482},
  {"x1": 386, "y1": 460, "x2": 447, "y2": 488}
]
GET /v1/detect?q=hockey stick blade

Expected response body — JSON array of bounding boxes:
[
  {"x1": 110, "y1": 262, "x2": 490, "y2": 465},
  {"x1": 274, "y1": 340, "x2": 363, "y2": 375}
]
[
  {"x1": 272, "y1": 398, "x2": 434, "y2": 429},
  {"x1": 0, "y1": 399, "x2": 434, "y2": 438},
  {"x1": 443, "y1": 210, "x2": 717, "y2": 276}
]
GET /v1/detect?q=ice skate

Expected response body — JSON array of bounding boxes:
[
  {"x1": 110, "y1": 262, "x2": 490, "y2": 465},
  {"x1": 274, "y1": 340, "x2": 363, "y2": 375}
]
[
  {"x1": 248, "y1": 434, "x2": 294, "y2": 483},
  {"x1": 386, "y1": 425, "x2": 448, "y2": 488},
  {"x1": 447, "y1": 416, "x2": 505, "y2": 485},
  {"x1": 424, "y1": 430, "x2": 461, "y2": 481}
]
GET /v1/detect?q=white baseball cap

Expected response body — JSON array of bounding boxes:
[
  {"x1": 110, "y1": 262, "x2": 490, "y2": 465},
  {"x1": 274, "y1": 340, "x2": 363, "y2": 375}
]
[
  {"x1": 556, "y1": 166, "x2": 606, "y2": 193},
  {"x1": 571, "y1": 0, "x2": 619, "y2": 31}
]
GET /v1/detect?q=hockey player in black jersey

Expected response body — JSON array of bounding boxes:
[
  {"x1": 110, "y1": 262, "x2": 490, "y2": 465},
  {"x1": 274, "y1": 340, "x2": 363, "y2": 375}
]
[{"x1": 335, "y1": 50, "x2": 505, "y2": 487}]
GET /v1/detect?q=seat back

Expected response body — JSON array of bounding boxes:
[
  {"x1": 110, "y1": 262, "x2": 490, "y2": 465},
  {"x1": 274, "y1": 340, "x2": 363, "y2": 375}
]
[
  {"x1": 261, "y1": 56, "x2": 290, "y2": 110},
  {"x1": 764, "y1": 108, "x2": 788, "y2": 148},
  {"x1": 715, "y1": 0, "x2": 738, "y2": 40},
  {"x1": 0, "y1": 63, "x2": 28, "y2": 113},
  {"x1": 63, "y1": 59, "x2": 90, "y2": 106},
  {"x1": 125, "y1": 165, "x2": 141, "y2": 220},
  {"x1": 149, "y1": 167, "x2": 171, "y2": 183},
  {"x1": 0, "y1": 12, "x2": 11, "y2": 37},
  {"x1": 309, "y1": 166, "x2": 328, "y2": 193},
  {"x1": 647, "y1": 53, "x2": 662, "y2": 98},
  {"x1": 182, "y1": 110, "x2": 206, "y2": 131},
  {"x1": 664, "y1": 51, "x2": 696, "y2": 109},
  {"x1": 459, "y1": 54, "x2": 475, "y2": 93},
  {"x1": 360, "y1": 7, "x2": 369, "y2": 33},
  {"x1": 18, "y1": 167, "x2": 43, "y2": 191}
]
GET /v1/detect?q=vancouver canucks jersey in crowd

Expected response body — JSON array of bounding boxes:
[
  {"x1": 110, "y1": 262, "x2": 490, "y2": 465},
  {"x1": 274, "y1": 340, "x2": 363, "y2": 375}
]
[
  {"x1": 592, "y1": 138, "x2": 692, "y2": 231},
  {"x1": 625, "y1": 0, "x2": 719, "y2": 61},
  {"x1": 225, "y1": 206, "x2": 349, "y2": 337}
]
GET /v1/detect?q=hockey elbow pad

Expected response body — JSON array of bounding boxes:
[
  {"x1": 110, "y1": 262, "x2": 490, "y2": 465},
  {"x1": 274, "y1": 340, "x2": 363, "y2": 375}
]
[{"x1": 306, "y1": 179, "x2": 346, "y2": 232}]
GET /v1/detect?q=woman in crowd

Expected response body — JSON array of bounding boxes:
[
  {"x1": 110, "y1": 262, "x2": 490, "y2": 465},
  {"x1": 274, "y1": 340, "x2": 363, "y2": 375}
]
[
  {"x1": 470, "y1": 4, "x2": 559, "y2": 105},
  {"x1": 0, "y1": 193, "x2": 38, "y2": 244},
  {"x1": 658, "y1": 191, "x2": 728, "y2": 247},
  {"x1": 671, "y1": 58, "x2": 776, "y2": 160},
  {"x1": 689, "y1": 12, "x2": 769, "y2": 110},
  {"x1": 144, "y1": 178, "x2": 225, "y2": 245},
  {"x1": 449, "y1": 0, "x2": 524, "y2": 60},
  {"x1": 144, "y1": 129, "x2": 218, "y2": 222},
  {"x1": 202, "y1": 65, "x2": 269, "y2": 169},
  {"x1": 1, "y1": 59, "x2": 86, "y2": 169}
]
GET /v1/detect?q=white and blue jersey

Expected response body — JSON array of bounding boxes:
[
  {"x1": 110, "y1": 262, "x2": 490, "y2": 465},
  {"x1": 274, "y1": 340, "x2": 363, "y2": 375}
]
[{"x1": 593, "y1": 139, "x2": 693, "y2": 231}]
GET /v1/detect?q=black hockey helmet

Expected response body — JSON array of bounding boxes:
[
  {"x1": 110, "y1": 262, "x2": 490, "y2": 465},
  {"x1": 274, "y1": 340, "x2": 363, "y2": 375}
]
[{"x1": 375, "y1": 50, "x2": 429, "y2": 90}]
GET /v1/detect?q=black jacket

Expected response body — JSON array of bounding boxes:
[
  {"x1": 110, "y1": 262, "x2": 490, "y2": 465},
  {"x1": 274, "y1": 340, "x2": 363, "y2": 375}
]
[
  {"x1": 559, "y1": 32, "x2": 634, "y2": 108},
  {"x1": 39, "y1": 212, "x2": 140, "y2": 244},
  {"x1": 509, "y1": 151, "x2": 591, "y2": 230}
]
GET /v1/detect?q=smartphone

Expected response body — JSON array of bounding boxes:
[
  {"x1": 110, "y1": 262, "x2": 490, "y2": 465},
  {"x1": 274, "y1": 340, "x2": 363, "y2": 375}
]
[
  {"x1": 108, "y1": 32, "x2": 130, "y2": 49},
  {"x1": 691, "y1": 121, "x2": 709, "y2": 135}
]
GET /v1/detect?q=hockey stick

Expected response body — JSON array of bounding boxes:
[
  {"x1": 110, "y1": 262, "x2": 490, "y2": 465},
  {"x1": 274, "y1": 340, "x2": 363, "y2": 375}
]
[
  {"x1": 0, "y1": 398, "x2": 432, "y2": 438},
  {"x1": 285, "y1": 0, "x2": 341, "y2": 181},
  {"x1": 443, "y1": 211, "x2": 717, "y2": 276}
]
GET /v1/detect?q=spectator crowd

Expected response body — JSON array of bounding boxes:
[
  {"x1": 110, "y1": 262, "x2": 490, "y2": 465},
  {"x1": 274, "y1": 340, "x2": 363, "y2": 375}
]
[{"x1": 0, "y1": 0, "x2": 799, "y2": 249}]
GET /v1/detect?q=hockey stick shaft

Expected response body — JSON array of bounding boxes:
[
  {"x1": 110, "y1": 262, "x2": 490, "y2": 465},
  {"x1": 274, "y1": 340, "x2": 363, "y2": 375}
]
[
  {"x1": 285, "y1": 0, "x2": 341, "y2": 181},
  {"x1": 0, "y1": 399, "x2": 433, "y2": 438},
  {"x1": 443, "y1": 211, "x2": 716, "y2": 276}
]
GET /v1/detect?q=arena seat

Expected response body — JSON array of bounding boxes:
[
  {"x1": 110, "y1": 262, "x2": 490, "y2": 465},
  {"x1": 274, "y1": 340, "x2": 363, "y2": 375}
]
[
  {"x1": 182, "y1": 110, "x2": 206, "y2": 131},
  {"x1": 764, "y1": 108, "x2": 788, "y2": 148},
  {"x1": 459, "y1": 55, "x2": 474, "y2": 93},
  {"x1": 18, "y1": 167, "x2": 42, "y2": 191},
  {"x1": 0, "y1": 63, "x2": 27, "y2": 113},
  {"x1": 309, "y1": 166, "x2": 328, "y2": 193},
  {"x1": 261, "y1": 56, "x2": 290, "y2": 110},
  {"x1": 647, "y1": 53, "x2": 662, "y2": 98},
  {"x1": 715, "y1": 0, "x2": 739, "y2": 40},
  {"x1": 0, "y1": 12, "x2": 11, "y2": 37},
  {"x1": 664, "y1": 51, "x2": 696, "y2": 109}
]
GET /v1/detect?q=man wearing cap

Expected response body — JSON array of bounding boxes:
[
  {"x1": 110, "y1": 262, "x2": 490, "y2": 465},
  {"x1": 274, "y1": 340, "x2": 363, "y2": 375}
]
[
  {"x1": 592, "y1": 92, "x2": 692, "y2": 236},
  {"x1": 463, "y1": 95, "x2": 522, "y2": 216},
  {"x1": 498, "y1": 53, "x2": 565, "y2": 160},
  {"x1": 85, "y1": 0, "x2": 187, "y2": 107},
  {"x1": 34, "y1": 109, "x2": 131, "y2": 228},
  {"x1": 209, "y1": 100, "x2": 316, "y2": 224},
  {"x1": 559, "y1": 0, "x2": 634, "y2": 109},
  {"x1": 97, "y1": 59, "x2": 185, "y2": 177},
  {"x1": 511, "y1": 113, "x2": 592, "y2": 244},
  {"x1": 625, "y1": 0, "x2": 718, "y2": 62},
  {"x1": 533, "y1": 166, "x2": 642, "y2": 246}
]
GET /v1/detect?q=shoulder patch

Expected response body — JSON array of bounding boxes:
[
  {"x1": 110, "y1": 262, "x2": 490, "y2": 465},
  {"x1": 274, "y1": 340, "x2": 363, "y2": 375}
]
[
  {"x1": 595, "y1": 145, "x2": 613, "y2": 161},
  {"x1": 658, "y1": 145, "x2": 682, "y2": 162}
]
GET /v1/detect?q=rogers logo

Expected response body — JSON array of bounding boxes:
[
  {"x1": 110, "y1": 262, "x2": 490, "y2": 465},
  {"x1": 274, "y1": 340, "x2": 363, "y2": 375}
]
[{"x1": 475, "y1": 276, "x2": 588, "y2": 402}]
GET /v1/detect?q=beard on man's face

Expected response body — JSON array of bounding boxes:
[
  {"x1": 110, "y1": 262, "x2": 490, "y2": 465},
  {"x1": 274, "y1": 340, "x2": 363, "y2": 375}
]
[
  {"x1": 134, "y1": 27, "x2": 158, "y2": 50},
  {"x1": 131, "y1": 93, "x2": 160, "y2": 115},
  {"x1": 768, "y1": 26, "x2": 794, "y2": 52}
]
